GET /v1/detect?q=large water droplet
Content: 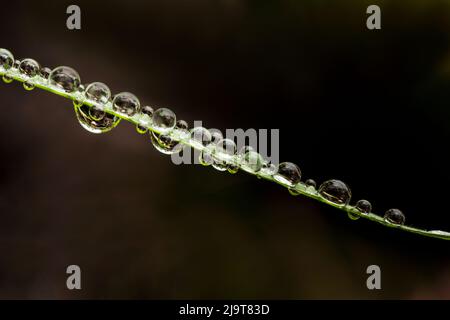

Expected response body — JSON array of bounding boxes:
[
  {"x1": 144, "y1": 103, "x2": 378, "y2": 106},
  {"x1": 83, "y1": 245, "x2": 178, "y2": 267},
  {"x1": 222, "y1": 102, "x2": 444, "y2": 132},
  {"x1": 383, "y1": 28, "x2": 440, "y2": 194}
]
[
  {"x1": 152, "y1": 108, "x2": 176, "y2": 134},
  {"x1": 212, "y1": 138, "x2": 236, "y2": 171},
  {"x1": 318, "y1": 179, "x2": 352, "y2": 205},
  {"x1": 273, "y1": 162, "x2": 301, "y2": 187},
  {"x1": 355, "y1": 199, "x2": 372, "y2": 214},
  {"x1": 384, "y1": 208, "x2": 405, "y2": 225},
  {"x1": 150, "y1": 132, "x2": 182, "y2": 155},
  {"x1": 75, "y1": 104, "x2": 120, "y2": 134},
  {"x1": 0, "y1": 48, "x2": 14, "y2": 71},
  {"x1": 241, "y1": 150, "x2": 263, "y2": 173},
  {"x1": 19, "y1": 58, "x2": 40, "y2": 77},
  {"x1": 49, "y1": 66, "x2": 81, "y2": 92},
  {"x1": 190, "y1": 127, "x2": 212, "y2": 147},
  {"x1": 85, "y1": 82, "x2": 111, "y2": 105},
  {"x1": 112, "y1": 92, "x2": 140, "y2": 117}
]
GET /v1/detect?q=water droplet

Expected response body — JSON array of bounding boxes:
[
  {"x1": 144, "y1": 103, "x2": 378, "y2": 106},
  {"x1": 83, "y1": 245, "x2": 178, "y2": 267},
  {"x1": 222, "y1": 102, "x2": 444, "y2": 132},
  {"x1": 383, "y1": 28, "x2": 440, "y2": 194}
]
[
  {"x1": 85, "y1": 82, "x2": 111, "y2": 105},
  {"x1": 152, "y1": 107, "x2": 176, "y2": 134},
  {"x1": 190, "y1": 127, "x2": 212, "y2": 147},
  {"x1": 347, "y1": 211, "x2": 360, "y2": 221},
  {"x1": 261, "y1": 162, "x2": 278, "y2": 176},
  {"x1": 318, "y1": 179, "x2": 351, "y2": 205},
  {"x1": 0, "y1": 48, "x2": 14, "y2": 71},
  {"x1": 305, "y1": 179, "x2": 316, "y2": 188},
  {"x1": 227, "y1": 164, "x2": 239, "y2": 174},
  {"x1": 355, "y1": 199, "x2": 372, "y2": 214},
  {"x1": 2, "y1": 75, "x2": 13, "y2": 83},
  {"x1": 13, "y1": 59, "x2": 20, "y2": 69},
  {"x1": 75, "y1": 104, "x2": 120, "y2": 134},
  {"x1": 142, "y1": 105, "x2": 154, "y2": 117},
  {"x1": 384, "y1": 208, "x2": 405, "y2": 225},
  {"x1": 288, "y1": 188, "x2": 300, "y2": 196},
  {"x1": 49, "y1": 66, "x2": 81, "y2": 92},
  {"x1": 238, "y1": 145, "x2": 254, "y2": 155},
  {"x1": 23, "y1": 81, "x2": 35, "y2": 91},
  {"x1": 150, "y1": 132, "x2": 181, "y2": 155},
  {"x1": 241, "y1": 150, "x2": 263, "y2": 173},
  {"x1": 212, "y1": 138, "x2": 236, "y2": 171},
  {"x1": 19, "y1": 58, "x2": 40, "y2": 77},
  {"x1": 136, "y1": 124, "x2": 148, "y2": 134},
  {"x1": 112, "y1": 92, "x2": 140, "y2": 117},
  {"x1": 176, "y1": 120, "x2": 189, "y2": 130},
  {"x1": 273, "y1": 162, "x2": 301, "y2": 187},
  {"x1": 39, "y1": 67, "x2": 51, "y2": 79}
]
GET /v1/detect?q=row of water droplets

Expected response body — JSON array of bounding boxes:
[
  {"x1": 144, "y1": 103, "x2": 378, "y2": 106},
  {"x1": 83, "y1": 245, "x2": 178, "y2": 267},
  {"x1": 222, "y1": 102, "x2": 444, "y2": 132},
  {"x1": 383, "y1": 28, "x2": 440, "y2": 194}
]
[{"x1": 0, "y1": 48, "x2": 406, "y2": 226}]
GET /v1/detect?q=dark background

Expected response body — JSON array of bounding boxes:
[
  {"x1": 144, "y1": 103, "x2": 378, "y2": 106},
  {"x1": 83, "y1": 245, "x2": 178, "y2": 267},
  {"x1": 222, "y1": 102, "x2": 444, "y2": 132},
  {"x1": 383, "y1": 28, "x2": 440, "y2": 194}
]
[{"x1": 0, "y1": 0, "x2": 449, "y2": 299}]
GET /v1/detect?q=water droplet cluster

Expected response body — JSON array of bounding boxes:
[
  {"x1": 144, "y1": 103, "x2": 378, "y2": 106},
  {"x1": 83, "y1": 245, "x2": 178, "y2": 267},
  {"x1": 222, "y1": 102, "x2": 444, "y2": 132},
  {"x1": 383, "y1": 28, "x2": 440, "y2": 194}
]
[{"x1": 3, "y1": 48, "x2": 445, "y2": 239}]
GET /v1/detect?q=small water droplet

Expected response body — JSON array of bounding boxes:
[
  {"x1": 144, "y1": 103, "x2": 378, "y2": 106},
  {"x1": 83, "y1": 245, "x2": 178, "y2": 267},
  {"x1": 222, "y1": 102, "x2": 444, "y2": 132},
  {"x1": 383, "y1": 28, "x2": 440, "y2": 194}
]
[
  {"x1": 305, "y1": 179, "x2": 316, "y2": 188},
  {"x1": 288, "y1": 188, "x2": 300, "y2": 196},
  {"x1": 136, "y1": 124, "x2": 148, "y2": 134},
  {"x1": 355, "y1": 199, "x2": 372, "y2": 214},
  {"x1": 261, "y1": 162, "x2": 277, "y2": 176},
  {"x1": 0, "y1": 48, "x2": 14, "y2": 71},
  {"x1": 39, "y1": 67, "x2": 51, "y2": 79},
  {"x1": 75, "y1": 104, "x2": 120, "y2": 134},
  {"x1": 347, "y1": 211, "x2": 360, "y2": 220},
  {"x1": 227, "y1": 164, "x2": 239, "y2": 174},
  {"x1": 13, "y1": 59, "x2": 20, "y2": 69},
  {"x1": 273, "y1": 162, "x2": 301, "y2": 187},
  {"x1": 49, "y1": 66, "x2": 81, "y2": 92},
  {"x1": 2, "y1": 75, "x2": 13, "y2": 83},
  {"x1": 19, "y1": 58, "x2": 40, "y2": 77},
  {"x1": 150, "y1": 132, "x2": 182, "y2": 155},
  {"x1": 176, "y1": 120, "x2": 189, "y2": 130},
  {"x1": 384, "y1": 208, "x2": 405, "y2": 225},
  {"x1": 212, "y1": 138, "x2": 236, "y2": 171},
  {"x1": 142, "y1": 105, "x2": 154, "y2": 117},
  {"x1": 152, "y1": 108, "x2": 176, "y2": 134},
  {"x1": 241, "y1": 150, "x2": 263, "y2": 173},
  {"x1": 112, "y1": 92, "x2": 140, "y2": 117},
  {"x1": 318, "y1": 179, "x2": 351, "y2": 205},
  {"x1": 85, "y1": 82, "x2": 111, "y2": 105},
  {"x1": 23, "y1": 81, "x2": 35, "y2": 91},
  {"x1": 190, "y1": 127, "x2": 212, "y2": 147}
]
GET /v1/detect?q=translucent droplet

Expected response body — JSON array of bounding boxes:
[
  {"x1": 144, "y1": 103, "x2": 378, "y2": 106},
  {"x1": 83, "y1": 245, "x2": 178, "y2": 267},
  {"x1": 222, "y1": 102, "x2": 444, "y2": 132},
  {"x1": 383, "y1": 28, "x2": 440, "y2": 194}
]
[
  {"x1": 136, "y1": 124, "x2": 148, "y2": 134},
  {"x1": 176, "y1": 120, "x2": 189, "y2": 130},
  {"x1": 305, "y1": 179, "x2": 317, "y2": 188},
  {"x1": 347, "y1": 212, "x2": 360, "y2": 221},
  {"x1": 212, "y1": 138, "x2": 236, "y2": 171},
  {"x1": 238, "y1": 145, "x2": 254, "y2": 155},
  {"x1": 49, "y1": 66, "x2": 81, "y2": 92},
  {"x1": 2, "y1": 75, "x2": 13, "y2": 83},
  {"x1": 85, "y1": 82, "x2": 111, "y2": 105},
  {"x1": 318, "y1": 179, "x2": 351, "y2": 205},
  {"x1": 384, "y1": 208, "x2": 405, "y2": 225},
  {"x1": 39, "y1": 67, "x2": 51, "y2": 79},
  {"x1": 273, "y1": 162, "x2": 301, "y2": 187},
  {"x1": 23, "y1": 81, "x2": 35, "y2": 91},
  {"x1": 150, "y1": 132, "x2": 182, "y2": 155},
  {"x1": 241, "y1": 150, "x2": 263, "y2": 173},
  {"x1": 190, "y1": 127, "x2": 212, "y2": 147},
  {"x1": 19, "y1": 58, "x2": 40, "y2": 77},
  {"x1": 260, "y1": 162, "x2": 278, "y2": 176},
  {"x1": 75, "y1": 104, "x2": 120, "y2": 134},
  {"x1": 0, "y1": 48, "x2": 14, "y2": 71},
  {"x1": 288, "y1": 188, "x2": 300, "y2": 196},
  {"x1": 227, "y1": 164, "x2": 239, "y2": 174},
  {"x1": 142, "y1": 105, "x2": 154, "y2": 117},
  {"x1": 152, "y1": 108, "x2": 176, "y2": 134},
  {"x1": 112, "y1": 92, "x2": 141, "y2": 117},
  {"x1": 355, "y1": 199, "x2": 372, "y2": 214}
]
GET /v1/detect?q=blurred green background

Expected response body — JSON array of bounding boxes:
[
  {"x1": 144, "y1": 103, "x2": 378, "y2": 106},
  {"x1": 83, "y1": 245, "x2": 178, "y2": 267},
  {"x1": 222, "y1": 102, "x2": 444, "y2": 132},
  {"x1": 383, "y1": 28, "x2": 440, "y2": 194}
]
[{"x1": 0, "y1": 0, "x2": 449, "y2": 299}]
